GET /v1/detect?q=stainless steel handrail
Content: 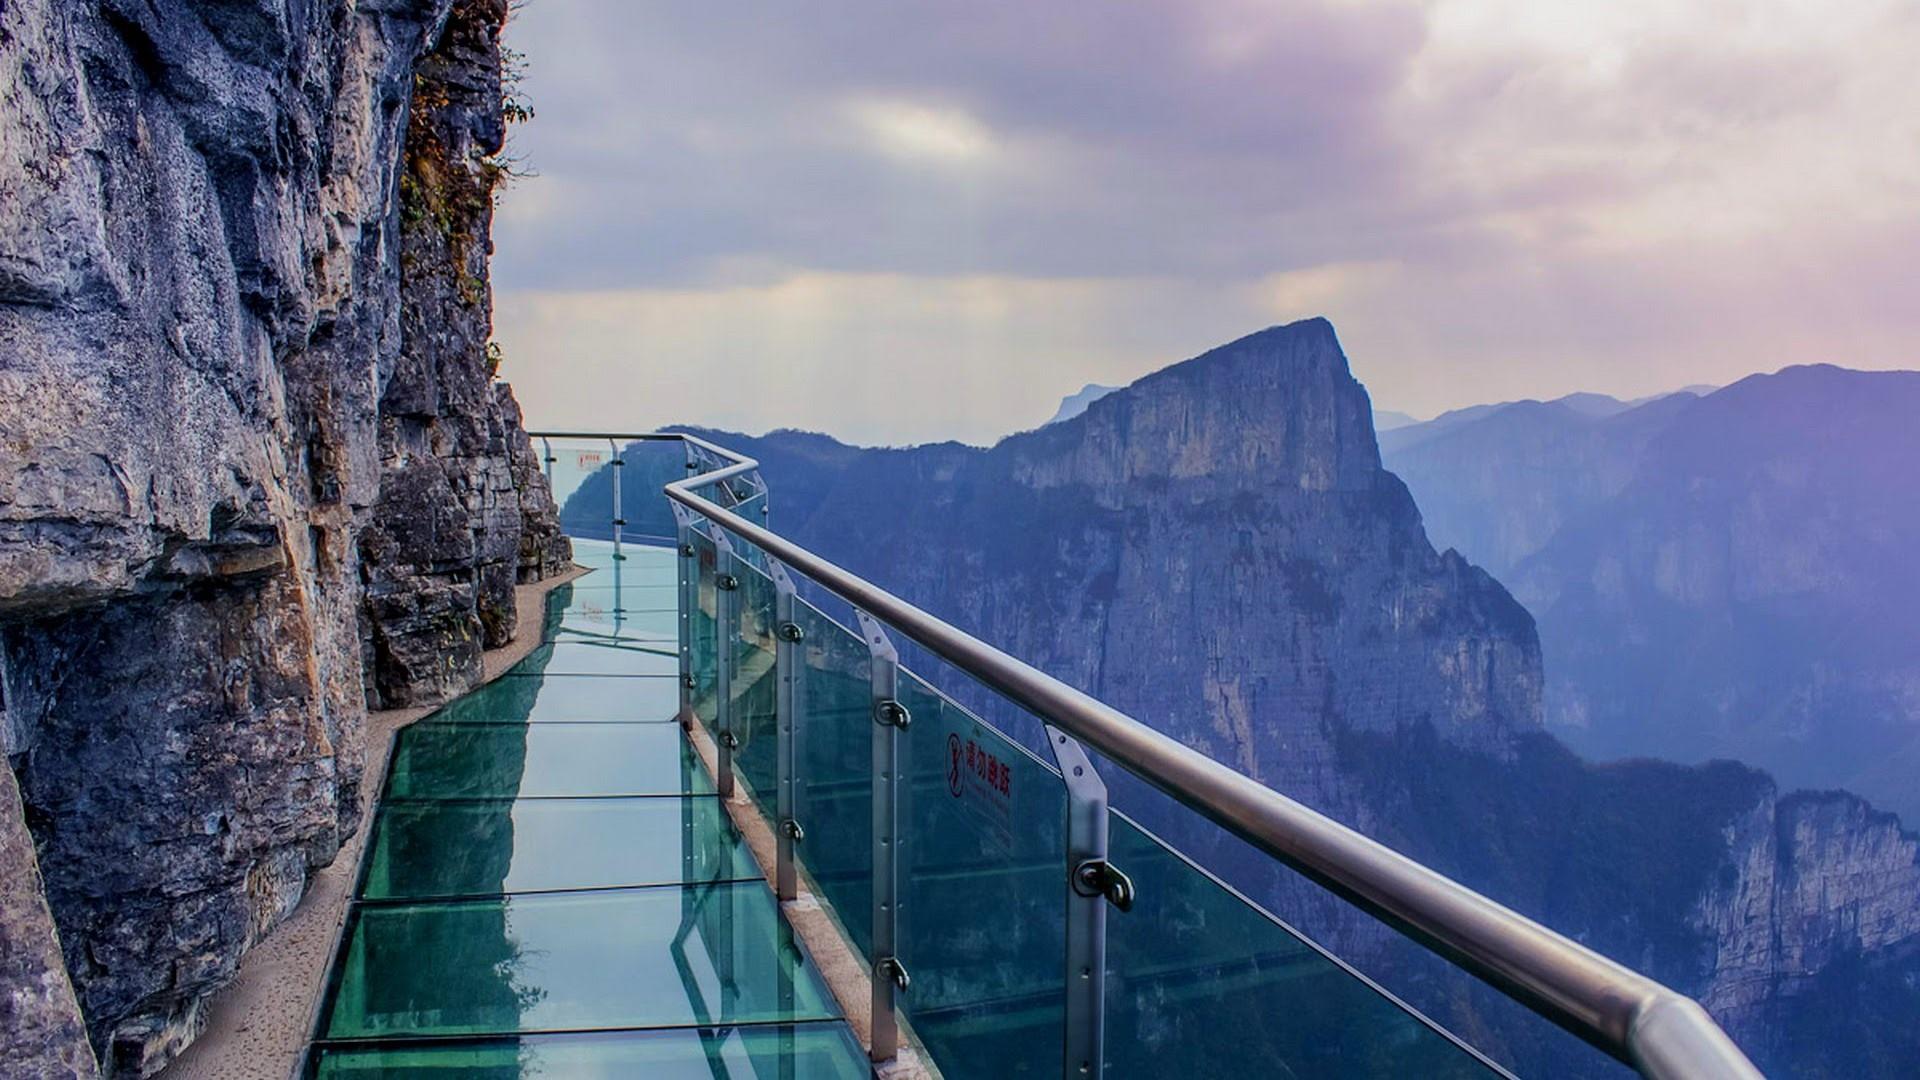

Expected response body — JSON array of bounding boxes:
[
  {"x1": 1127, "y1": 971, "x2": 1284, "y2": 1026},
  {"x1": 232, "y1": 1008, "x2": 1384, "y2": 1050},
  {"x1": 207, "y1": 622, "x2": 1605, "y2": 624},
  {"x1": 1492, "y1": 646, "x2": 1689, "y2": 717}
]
[{"x1": 537, "y1": 429, "x2": 1764, "y2": 1079}]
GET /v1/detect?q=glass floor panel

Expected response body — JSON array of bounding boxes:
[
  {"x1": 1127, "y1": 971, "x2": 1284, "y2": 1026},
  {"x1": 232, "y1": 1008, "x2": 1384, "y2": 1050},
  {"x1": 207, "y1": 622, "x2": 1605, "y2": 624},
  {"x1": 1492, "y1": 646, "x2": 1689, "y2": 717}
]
[
  {"x1": 307, "y1": 1022, "x2": 870, "y2": 1079},
  {"x1": 385, "y1": 723, "x2": 708, "y2": 800},
  {"x1": 362, "y1": 797, "x2": 757, "y2": 900},
  {"x1": 510, "y1": 641, "x2": 679, "y2": 678},
  {"x1": 323, "y1": 883, "x2": 840, "y2": 1039},
  {"x1": 425, "y1": 675, "x2": 680, "y2": 724}
]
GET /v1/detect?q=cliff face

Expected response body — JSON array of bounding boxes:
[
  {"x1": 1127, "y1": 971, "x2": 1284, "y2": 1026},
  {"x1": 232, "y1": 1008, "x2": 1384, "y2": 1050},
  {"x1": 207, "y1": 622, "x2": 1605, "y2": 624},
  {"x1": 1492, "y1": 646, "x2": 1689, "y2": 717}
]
[
  {"x1": 0, "y1": 0, "x2": 563, "y2": 1074},
  {"x1": 699, "y1": 321, "x2": 1540, "y2": 813},
  {"x1": 358, "y1": 0, "x2": 567, "y2": 708},
  {"x1": 644, "y1": 321, "x2": 1920, "y2": 1075}
]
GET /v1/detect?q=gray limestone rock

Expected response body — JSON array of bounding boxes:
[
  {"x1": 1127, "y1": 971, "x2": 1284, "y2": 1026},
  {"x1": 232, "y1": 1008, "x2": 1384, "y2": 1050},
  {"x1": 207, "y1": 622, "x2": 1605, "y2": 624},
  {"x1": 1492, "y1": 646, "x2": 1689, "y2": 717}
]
[
  {"x1": 0, "y1": 0, "x2": 564, "y2": 1071},
  {"x1": 0, "y1": 765, "x2": 97, "y2": 1079}
]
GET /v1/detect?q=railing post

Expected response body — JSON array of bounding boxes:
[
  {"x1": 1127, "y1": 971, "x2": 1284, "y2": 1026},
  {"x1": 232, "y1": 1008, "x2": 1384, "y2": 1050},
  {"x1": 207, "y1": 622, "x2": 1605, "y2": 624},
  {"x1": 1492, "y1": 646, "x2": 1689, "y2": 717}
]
[
  {"x1": 855, "y1": 610, "x2": 907, "y2": 1064},
  {"x1": 670, "y1": 503, "x2": 696, "y2": 721},
  {"x1": 711, "y1": 530, "x2": 740, "y2": 798},
  {"x1": 608, "y1": 437, "x2": 625, "y2": 562},
  {"x1": 541, "y1": 437, "x2": 554, "y2": 491},
  {"x1": 770, "y1": 558, "x2": 804, "y2": 903},
  {"x1": 1045, "y1": 725, "x2": 1124, "y2": 1078}
]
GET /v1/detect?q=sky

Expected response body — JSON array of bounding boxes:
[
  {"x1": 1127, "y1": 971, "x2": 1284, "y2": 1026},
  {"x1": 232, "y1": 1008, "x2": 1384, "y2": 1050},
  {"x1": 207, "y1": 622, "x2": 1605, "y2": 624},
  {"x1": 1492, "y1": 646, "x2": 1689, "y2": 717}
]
[{"x1": 492, "y1": 0, "x2": 1920, "y2": 447}]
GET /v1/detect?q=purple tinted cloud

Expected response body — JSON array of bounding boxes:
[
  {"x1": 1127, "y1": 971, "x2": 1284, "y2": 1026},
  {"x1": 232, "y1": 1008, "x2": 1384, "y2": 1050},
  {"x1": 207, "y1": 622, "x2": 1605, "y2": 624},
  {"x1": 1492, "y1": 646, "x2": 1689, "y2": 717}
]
[{"x1": 492, "y1": 0, "x2": 1920, "y2": 433}]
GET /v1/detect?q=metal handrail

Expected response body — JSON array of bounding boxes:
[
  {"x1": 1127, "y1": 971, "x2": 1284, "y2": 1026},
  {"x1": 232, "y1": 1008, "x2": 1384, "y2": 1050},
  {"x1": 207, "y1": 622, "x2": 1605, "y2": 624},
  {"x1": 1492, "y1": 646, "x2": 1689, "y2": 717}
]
[{"x1": 536, "y1": 429, "x2": 1763, "y2": 1079}]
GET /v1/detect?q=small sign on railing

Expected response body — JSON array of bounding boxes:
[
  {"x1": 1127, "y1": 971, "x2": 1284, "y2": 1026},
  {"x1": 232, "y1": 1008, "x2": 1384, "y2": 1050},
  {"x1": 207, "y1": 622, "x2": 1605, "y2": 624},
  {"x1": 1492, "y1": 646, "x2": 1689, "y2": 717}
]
[
  {"x1": 576, "y1": 450, "x2": 604, "y2": 470},
  {"x1": 947, "y1": 728, "x2": 1015, "y2": 850}
]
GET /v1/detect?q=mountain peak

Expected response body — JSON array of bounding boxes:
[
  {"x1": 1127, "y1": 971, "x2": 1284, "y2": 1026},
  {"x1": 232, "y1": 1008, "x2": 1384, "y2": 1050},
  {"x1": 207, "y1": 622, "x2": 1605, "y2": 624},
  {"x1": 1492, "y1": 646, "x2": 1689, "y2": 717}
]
[{"x1": 1015, "y1": 318, "x2": 1382, "y2": 493}]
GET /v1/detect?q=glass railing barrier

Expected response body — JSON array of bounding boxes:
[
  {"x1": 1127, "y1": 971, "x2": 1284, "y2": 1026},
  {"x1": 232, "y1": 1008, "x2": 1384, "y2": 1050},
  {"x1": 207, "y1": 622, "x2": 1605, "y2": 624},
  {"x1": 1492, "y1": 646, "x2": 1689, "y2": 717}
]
[
  {"x1": 687, "y1": 527, "x2": 720, "y2": 728},
  {"x1": 546, "y1": 436, "x2": 686, "y2": 548},
  {"x1": 528, "y1": 430, "x2": 1760, "y2": 1080},
  {"x1": 1102, "y1": 810, "x2": 1507, "y2": 1077},
  {"x1": 675, "y1": 514, "x2": 1506, "y2": 1076},
  {"x1": 892, "y1": 668, "x2": 1070, "y2": 1075}
]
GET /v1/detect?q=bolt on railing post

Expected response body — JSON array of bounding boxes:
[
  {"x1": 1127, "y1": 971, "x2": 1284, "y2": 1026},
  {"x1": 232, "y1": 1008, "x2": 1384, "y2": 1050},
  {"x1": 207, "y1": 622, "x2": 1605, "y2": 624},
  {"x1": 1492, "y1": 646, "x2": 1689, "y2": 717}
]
[
  {"x1": 1046, "y1": 725, "x2": 1114, "y2": 1078},
  {"x1": 770, "y1": 558, "x2": 804, "y2": 903},
  {"x1": 669, "y1": 503, "x2": 696, "y2": 721},
  {"x1": 711, "y1": 530, "x2": 739, "y2": 798},
  {"x1": 607, "y1": 438, "x2": 625, "y2": 562},
  {"x1": 855, "y1": 609, "x2": 906, "y2": 1064}
]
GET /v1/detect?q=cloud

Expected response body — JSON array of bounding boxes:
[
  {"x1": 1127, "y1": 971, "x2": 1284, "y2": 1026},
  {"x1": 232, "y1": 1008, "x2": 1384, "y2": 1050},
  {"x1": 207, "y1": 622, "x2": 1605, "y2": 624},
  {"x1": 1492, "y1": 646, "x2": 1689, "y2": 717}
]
[
  {"x1": 494, "y1": 0, "x2": 1920, "y2": 434},
  {"x1": 843, "y1": 99, "x2": 998, "y2": 165},
  {"x1": 494, "y1": 273, "x2": 1288, "y2": 446}
]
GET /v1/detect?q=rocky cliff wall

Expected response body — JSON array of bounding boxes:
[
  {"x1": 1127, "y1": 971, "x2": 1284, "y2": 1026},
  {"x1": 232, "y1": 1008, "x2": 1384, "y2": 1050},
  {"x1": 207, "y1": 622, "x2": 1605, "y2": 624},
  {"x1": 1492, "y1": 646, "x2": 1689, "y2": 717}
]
[
  {"x1": 358, "y1": 0, "x2": 567, "y2": 708},
  {"x1": 0, "y1": 0, "x2": 564, "y2": 1074}
]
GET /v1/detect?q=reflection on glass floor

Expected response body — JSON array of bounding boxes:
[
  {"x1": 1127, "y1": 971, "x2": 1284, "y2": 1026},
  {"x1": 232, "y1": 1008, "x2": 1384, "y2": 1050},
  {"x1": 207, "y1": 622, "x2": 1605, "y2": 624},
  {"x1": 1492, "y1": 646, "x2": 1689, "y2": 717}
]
[
  {"x1": 427, "y1": 672, "x2": 683, "y2": 723},
  {"x1": 306, "y1": 542, "x2": 863, "y2": 1078},
  {"x1": 309, "y1": 1024, "x2": 870, "y2": 1079},
  {"x1": 361, "y1": 797, "x2": 760, "y2": 899},
  {"x1": 386, "y1": 723, "x2": 710, "y2": 799},
  {"x1": 323, "y1": 884, "x2": 839, "y2": 1038}
]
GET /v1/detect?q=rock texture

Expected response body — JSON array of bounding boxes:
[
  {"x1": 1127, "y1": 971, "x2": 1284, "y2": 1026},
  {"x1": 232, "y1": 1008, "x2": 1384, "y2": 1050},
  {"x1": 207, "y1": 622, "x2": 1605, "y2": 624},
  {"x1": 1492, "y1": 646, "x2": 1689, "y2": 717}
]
[
  {"x1": 358, "y1": 0, "x2": 566, "y2": 709},
  {"x1": 0, "y1": 0, "x2": 564, "y2": 1073},
  {"x1": 0, "y1": 765, "x2": 96, "y2": 1079},
  {"x1": 629, "y1": 321, "x2": 1920, "y2": 1076}
]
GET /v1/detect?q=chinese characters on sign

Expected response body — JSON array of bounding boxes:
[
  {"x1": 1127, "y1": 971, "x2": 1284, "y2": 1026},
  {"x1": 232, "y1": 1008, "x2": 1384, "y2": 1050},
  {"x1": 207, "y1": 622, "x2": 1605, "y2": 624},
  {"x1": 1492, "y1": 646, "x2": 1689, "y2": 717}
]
[
  {"x1": 949, "y1": 732, "x2": 1014, "y2": 798},
  {"x1": 948, "y1": 730, "x2": 1015, "y2": 850}
]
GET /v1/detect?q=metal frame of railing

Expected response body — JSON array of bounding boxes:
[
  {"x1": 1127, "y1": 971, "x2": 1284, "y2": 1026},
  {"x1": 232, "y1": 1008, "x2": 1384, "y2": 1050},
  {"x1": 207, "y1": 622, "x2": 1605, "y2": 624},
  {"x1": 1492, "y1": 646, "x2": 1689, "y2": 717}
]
[{"x1": 532, "y1": 429, "x2": 1765, "y2": 1080}]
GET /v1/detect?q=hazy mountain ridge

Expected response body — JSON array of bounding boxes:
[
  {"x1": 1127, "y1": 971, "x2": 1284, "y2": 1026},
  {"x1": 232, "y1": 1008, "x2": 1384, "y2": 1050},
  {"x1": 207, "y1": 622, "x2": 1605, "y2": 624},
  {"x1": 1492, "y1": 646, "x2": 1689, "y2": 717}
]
[
  {"x1": 1384, "y1": 365, "x2": 1920, "y2": 825},
  {"x1": 629, "y1": 323, "x2": 1920, "y2": 1075}
]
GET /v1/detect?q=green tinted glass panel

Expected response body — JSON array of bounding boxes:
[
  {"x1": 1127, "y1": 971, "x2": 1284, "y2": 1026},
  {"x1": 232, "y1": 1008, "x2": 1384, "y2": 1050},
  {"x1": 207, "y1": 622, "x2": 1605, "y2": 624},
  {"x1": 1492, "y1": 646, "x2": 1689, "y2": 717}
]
[
  {"x1": 361, "y1": 797, "x2": 756, "y2": 900},
  {"x1": 566, "y1": 538, "x2": 679, "y2": 574},
  {"x1": 565, "y1": 547, "x2": 677, "y2": 583},
  {"x1": 546, "y1": 600, "x2": 679, "y2": 643},
  {"x1": 542, "y1": 440, "x2": 620, "y2": 542},
  {"x1": 511, "y1": 641, "x2": 678, "y2": 679},
  {"x1": 548, "y1": 440, "x2": 684, "y2": 542},
  {"x1": 426, "y1": 675, "x2": 679, "y2": 724},
  {"x1": 896, "y1": 673, "x2": 1067, "y2": 1077},
  {"x1": 790, "y1": 603, "x2": 872, "y2": 956},
  {"x1": 308, "y1": 1023, "x2": 870, "y2": 1079},
  {"x1": 732, "y1": 562, "x2": 779, "y2": 811},
  {"x1": 563, "y1": 579, "x2": 678, "y2": 601},
  {"x1": 385, "y1": 722, "x2": 708, "y2": 799},
  {"x1": 323, "y1": 883, "x2": 838, "y2": 1039},
  {"x1": 1104, "y1": 815, "x2": 1495, "y2": 1077},
  {"x1": 690, "y1": 531, "x2": 719, "y2": 727}
]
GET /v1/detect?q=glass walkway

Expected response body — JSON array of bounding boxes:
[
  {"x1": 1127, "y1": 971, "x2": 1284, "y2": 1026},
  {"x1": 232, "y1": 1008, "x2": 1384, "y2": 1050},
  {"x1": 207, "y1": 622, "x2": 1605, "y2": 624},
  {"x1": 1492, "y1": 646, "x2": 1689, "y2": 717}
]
[
  {"x1": 303, "y1": 541, "x2": 871, "y2": 1078},
  {"x1": 299, "y1": 432, "x2": 1762, "y2": 1079}
]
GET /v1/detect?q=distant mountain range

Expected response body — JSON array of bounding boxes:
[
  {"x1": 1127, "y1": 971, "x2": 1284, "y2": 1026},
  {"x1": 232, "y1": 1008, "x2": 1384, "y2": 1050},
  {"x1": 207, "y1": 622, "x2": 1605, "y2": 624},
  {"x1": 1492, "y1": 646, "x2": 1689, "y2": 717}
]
[
  {"x1": 601, "y1": 323, "x2": 1920, "y2": 1077},
  {"x1": 1383, "y1": 366, "x2": 1920, "y2": 824}
]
